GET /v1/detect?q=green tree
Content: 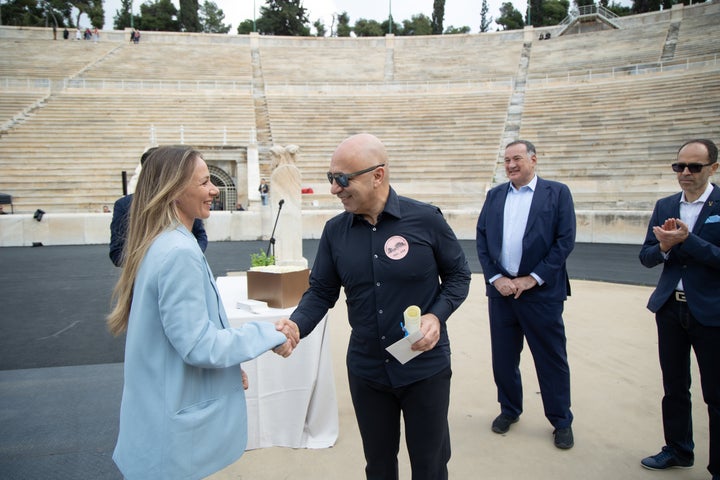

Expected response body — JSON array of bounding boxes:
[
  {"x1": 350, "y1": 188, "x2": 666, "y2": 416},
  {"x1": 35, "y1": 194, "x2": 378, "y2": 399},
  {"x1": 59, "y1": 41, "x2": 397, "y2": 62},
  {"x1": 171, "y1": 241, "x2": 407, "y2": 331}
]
[
  {"x1": 256, "y1": 0, "x2": 310, "y2": 36},
  {"x1": 444, "y1": 25, "x2": 471, "y2": 34},
  {"x1": 542, "y1": 0, "x2": 569, "y2": 25},
  {"x1": 237, "y1": 19, "x2": 255, "y2": 34},
  {"x1": 1, "y1": 0, "x2": 46, "y2": 27},
  {"x1": 137, "y1": 0, "x2": 179, "y2": 31},
  {"x1": 480, "y1": 0, "x2": 492, "y2": 32},
  {"x1": 353, "y1": 18, "x2": 384, "y2": 37},
  {"x1": 575, "y1": 0, "x2": 595, "y2": 7},
  {"x1": 496, "y1": 1, "x2": 524, "y2": 30},
  {"x1": 179, "y1": 0, "x2": 200, "y2": 32},
  {"x1": 380, "y1": 18, "x2": 401, "y2": 35},
  {"x1": 335, "y1": 11, "x2": 352, "y2": 36},
  {"x1": 72, "y1": 1, "x2": 103, "y2": 28},
  {"x1": 113, "y1": 0, "x2": 139, "y2": 29},
  {"x1": 313, "y1": 18, "x2": 326, "y2": 37},
  {"x1": 199, "y1": 1, "x2": 230, "y2": 33},
  {"x1": 632, "y1": 0, "x2": 671, "y2": 13},
  {"x1": 605, "y1": 0, "x2": 632, "y2": 16},
  {"x1": 431, "y1": 0, "x2": 445, "y2": 34},
  {"x1": 528, "y1": 0, "x2": 542, "y2": 26},
  {"x1": 400, "y1": 13, "x2": 433, "y2": 36}
]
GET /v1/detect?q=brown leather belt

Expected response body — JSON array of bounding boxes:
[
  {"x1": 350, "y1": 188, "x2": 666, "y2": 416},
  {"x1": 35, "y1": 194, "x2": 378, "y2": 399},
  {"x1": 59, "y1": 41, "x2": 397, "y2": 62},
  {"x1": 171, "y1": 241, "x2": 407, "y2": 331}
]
[{"x1": 675, "y1": 291, "x2": 687, "y2": 302}]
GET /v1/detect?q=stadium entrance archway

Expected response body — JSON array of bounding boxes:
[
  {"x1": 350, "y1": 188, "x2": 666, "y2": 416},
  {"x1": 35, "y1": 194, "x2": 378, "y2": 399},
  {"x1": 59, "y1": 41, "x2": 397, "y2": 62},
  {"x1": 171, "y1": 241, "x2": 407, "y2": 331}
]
[{"x1": 209, "y1": 165, "x2": 236, "y2": 211}]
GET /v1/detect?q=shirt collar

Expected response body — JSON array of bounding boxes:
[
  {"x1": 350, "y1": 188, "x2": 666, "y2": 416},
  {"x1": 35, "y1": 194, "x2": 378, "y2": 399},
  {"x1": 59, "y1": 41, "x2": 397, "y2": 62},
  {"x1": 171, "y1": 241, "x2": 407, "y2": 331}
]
[
  {"x1": 351, "y1": 187, "x2": 400, "y2": 225},
  {"x1": 508, "y1": 175, "x2": 538, "y2": 193},
  {"x1": 680, "y1": 182, "x2": 714, "y2": 205}
]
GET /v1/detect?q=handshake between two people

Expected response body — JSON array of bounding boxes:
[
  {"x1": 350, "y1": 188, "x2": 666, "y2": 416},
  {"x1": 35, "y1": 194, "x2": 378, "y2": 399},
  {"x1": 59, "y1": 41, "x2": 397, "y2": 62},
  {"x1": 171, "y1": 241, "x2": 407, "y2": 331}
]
[
  {"x1": 268, "y1": 313, "x2": 445, "y2": 358},
  {"x1": 272, "y1": 318, "x2": 300, "y2": 357}
]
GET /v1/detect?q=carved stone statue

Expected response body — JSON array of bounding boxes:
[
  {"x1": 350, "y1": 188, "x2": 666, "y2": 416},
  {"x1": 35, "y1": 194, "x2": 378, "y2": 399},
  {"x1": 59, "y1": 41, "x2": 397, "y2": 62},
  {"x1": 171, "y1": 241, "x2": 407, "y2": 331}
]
[{"x1": 269, "y1": 145, "x2": 307, "y2": 268}]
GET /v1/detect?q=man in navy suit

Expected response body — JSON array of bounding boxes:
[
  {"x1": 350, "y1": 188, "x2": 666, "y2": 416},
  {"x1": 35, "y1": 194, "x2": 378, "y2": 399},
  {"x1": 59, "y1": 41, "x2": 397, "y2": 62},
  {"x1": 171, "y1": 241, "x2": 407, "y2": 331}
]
[
  {"x1": 109, "y1": 148, "x2": 208, "y2": 266},
  {"x1": 476, "y1": 140, "x2": 576, "y2": 449},
  {"x1": 639, "y1": 138, "x2": 720, "y2": 480}
]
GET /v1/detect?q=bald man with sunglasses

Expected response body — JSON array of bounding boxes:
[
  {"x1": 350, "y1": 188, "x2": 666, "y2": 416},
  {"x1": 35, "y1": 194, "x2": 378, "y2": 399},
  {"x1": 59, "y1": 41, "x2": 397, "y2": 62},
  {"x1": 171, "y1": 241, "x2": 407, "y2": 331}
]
[
  {"x1": 277, "y1": 133, "x2": 471, "y2": 480},
  {"x1": 639, "y1": 139, "x2": 720, "y2": 480}
]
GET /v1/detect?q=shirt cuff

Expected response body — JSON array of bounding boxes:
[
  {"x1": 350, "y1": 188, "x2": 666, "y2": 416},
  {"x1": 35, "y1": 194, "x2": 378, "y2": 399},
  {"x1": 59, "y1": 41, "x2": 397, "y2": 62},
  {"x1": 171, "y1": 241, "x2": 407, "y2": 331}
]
[
  {"x1": 530, "y1": 272, "x2": 544, "y2": 286},
  {"x1": 489, "y1": 273, "x2": 503, "y2": 284}
]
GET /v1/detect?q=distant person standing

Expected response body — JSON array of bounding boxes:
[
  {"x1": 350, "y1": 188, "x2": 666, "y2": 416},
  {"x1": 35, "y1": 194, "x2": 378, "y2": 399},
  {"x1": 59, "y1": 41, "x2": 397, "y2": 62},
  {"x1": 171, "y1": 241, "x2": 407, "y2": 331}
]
[
  {"x1": 258, "y1": 178, "x2": 269, "y2": 206},
  {"x1": 639, "y1": 138, "x2": 720, "y2": 480},
  {"x1": 109, "y1": 147, "x2": 208, "y2": 267},
  {"x1": 476, "y1": 139, "x2": 576, "y2": 449}
]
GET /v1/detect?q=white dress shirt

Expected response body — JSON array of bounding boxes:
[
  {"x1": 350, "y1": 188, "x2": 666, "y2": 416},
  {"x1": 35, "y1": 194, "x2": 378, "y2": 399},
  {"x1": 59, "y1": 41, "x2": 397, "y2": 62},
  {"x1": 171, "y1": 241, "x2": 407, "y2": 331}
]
[{"x1": 674, "y1": 182, "x2": 714, "y2": 291}]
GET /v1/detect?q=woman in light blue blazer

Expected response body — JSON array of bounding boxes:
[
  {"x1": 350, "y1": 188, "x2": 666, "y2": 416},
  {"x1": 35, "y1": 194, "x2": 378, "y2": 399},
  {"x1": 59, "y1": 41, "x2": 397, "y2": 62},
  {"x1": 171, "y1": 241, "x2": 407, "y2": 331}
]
[{"x1": 107, "y1": 146, "x2": 297, "y2": 480}]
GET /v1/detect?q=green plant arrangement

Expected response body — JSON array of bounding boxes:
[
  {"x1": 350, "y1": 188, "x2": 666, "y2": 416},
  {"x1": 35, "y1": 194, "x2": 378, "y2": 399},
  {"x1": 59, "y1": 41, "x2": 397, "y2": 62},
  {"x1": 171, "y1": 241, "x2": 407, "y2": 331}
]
[{"x1": 250, "y1": 250, "x2": 275, "y2": 268}]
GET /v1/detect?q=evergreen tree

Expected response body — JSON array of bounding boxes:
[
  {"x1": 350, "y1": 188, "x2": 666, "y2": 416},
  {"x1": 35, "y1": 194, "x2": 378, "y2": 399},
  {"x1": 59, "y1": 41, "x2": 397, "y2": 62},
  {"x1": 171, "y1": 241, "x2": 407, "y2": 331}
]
[
  {"x1": 497, "y1": 2, "x2": 524, "y2": 30},
  {"x1": 444, "y1": 25, "x2": 471, "y2": 34},
  {"x1": 199, "y1": 1, "x2": 230, "y2": 33},
  {"x1": 353, "y1": 18, "x2": 384, "y2": 37},
  {"x1": 542, "y1": 0, "x2": 569, "y2": 25},
  {"x1": 400, "y1": 14, "x2": 433, "y2": 36},
  {"x1": 137, "y1": 0, "x2": 179, "y2": 31},
  {"x1": 113, "y1": 0, "x2": 137, "y2": 30},
  {"x1": 632, "y1": 0, "x2": 673, "y2": 14},
  {"x1": 480, "y1": 0, "x2": 493, "y2": 32},
  {"x1": 529, "y1": 0, "x2": 543, "y2": 27},
  {"x1": 256, "y1": 0, "x2": 310, "y2": 36},
  {"x1": 431, "y1": 0, "x2": 445, "y2": 34},
  {"x1": 335, "y1": 11, "x2": 352, "y2": 37},
  {"x1": 313, "y1": 19, "x2": 327, "y2": 37},
  {"x1": 179, "y1": 0, "x2": 200, "y2": 32},
  {"x1": 237, "y1": 19, "x2": 255, "y2": 34},
  {"x1": 72, "y1": 1, "x2": 103, "y2": 28}
]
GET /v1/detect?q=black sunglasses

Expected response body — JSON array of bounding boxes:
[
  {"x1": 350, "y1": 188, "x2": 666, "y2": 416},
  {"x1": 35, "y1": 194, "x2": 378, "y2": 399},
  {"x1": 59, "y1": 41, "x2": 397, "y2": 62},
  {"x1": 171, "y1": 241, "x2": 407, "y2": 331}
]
[
  {"x1": 326, "y1": 163, "x2": 385, "y2": 188},
  {"x1": 671, "y1": 162, "x2": 713, "y2": 173}
]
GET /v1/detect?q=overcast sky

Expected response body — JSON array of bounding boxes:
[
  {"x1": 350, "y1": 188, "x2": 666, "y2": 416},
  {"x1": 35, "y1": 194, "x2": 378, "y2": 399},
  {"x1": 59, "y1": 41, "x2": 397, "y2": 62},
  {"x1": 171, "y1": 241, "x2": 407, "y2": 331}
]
[{"x1": 101, "y1": 0, "x2": 525, "y2": 34}]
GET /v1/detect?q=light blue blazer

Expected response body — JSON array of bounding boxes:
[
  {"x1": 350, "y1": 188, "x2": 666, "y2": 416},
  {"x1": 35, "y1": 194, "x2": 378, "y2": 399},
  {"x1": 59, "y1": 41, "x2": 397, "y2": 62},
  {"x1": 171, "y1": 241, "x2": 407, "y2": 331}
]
[{"x1": 113, "y1": 225, "x2": 286, "y2": 480}]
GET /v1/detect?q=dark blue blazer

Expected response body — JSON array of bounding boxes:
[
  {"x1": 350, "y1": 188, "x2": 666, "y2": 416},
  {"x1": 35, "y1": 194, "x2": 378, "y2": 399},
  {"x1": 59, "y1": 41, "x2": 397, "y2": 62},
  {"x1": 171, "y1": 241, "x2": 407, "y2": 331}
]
[
  {"x1": 109, "y1": 194, "x2": 208, "y2": 267},
  {"x1": 476, "y1": 177, "x2": 576, "y2": 302},
  {"x1": 639, "y1": 183, "x2": 720, "y2": 326}
]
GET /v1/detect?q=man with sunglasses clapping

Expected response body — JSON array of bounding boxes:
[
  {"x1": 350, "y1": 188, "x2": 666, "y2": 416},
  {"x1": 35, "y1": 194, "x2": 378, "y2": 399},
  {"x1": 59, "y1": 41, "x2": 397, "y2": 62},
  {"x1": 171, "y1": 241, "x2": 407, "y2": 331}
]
[
  {"x1": 639, "y1": 139, "x2": 720, "y2": 480},
  {"x1": 275, "y1": 133, "x2": 471, "y2": 480}
]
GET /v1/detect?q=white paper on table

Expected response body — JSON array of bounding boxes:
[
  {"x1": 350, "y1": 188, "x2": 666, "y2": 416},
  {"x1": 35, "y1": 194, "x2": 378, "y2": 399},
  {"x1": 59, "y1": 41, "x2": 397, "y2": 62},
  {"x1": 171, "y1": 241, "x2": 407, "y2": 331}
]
[{"x1": 385, "y1": 330, "x2": 424, "y2": 364}]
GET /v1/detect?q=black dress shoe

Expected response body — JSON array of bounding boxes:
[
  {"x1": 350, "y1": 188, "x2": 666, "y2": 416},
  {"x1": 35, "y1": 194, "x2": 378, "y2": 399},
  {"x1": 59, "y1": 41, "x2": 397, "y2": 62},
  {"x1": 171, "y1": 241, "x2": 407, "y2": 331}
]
[
  {"x1": 553, "y1": 426, "x2": 574, "y2": 449},
  {"x1": 491, "y1": 414, "x2": 518, "y2": 434},
  {"x1": 641, "y1": 447, "x2": 693, "y2": 470}
]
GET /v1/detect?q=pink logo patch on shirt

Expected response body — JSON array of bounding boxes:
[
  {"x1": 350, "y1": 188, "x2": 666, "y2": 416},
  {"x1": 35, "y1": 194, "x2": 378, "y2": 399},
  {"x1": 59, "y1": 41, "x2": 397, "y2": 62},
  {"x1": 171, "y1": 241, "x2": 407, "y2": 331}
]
[{"x1": 384, "y1": 235, "x2": 409, "y2": 260}]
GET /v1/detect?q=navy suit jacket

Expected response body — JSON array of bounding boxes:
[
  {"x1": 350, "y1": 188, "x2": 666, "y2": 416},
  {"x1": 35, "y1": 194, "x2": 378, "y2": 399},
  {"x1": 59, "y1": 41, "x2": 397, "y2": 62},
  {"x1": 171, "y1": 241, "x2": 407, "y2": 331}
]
[
  {"x1": 639, "y1": 183, "x2": 720, "y2": 326},
  {"x1": 476, "y1": 177, "x2": 576, "y2": 302},
  {"x1": 109, "y1": 194, "x2": 208, "y2": 267}
]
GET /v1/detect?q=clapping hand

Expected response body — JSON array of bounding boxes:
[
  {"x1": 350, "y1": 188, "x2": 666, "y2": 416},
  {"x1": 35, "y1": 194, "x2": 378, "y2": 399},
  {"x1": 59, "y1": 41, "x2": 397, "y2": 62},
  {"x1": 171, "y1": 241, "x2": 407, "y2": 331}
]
[{"x1": 653, "y1": 218, "x2": 689, "y2": 252}]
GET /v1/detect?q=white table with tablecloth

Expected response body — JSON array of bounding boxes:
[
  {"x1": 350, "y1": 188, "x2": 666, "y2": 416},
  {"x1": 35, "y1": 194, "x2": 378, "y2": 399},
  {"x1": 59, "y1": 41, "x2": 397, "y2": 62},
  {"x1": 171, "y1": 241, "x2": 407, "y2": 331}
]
[{"x1": 215, "y1": 275, "x2": 338, "y2": 450}]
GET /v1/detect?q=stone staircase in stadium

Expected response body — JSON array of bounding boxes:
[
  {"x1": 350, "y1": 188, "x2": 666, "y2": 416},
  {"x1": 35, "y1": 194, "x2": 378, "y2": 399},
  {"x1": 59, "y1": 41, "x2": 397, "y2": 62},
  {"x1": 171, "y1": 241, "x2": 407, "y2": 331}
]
[{"x1": 0, "y1": 0, "x2": 718, "y2": 219}]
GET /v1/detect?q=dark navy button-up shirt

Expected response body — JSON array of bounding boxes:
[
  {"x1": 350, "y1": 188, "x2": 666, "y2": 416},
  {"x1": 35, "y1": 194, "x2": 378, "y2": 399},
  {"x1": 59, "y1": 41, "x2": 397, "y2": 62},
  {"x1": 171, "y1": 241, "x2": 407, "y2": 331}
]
[{"x1": 290, "y1": 188, "x2": 471, "y2": 388}]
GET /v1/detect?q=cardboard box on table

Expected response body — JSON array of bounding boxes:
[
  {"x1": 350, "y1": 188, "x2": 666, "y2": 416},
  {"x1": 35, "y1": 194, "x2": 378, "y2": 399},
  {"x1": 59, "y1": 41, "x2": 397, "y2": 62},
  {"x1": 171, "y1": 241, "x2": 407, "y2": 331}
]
[{"x1": 246, "y1": 269, "x2": 310, "y2": 308}]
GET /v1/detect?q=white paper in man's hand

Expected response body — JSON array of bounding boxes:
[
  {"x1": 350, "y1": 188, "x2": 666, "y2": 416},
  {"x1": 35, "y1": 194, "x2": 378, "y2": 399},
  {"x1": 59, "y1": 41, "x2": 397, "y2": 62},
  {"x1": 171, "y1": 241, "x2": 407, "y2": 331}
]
[{"x1": 385, "y1": 330, "x2": 425, "y2": 364}]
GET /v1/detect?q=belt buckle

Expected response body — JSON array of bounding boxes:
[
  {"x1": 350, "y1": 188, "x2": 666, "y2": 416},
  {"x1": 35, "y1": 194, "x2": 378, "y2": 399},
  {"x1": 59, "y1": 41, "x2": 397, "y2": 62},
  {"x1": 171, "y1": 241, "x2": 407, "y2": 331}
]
[{"x1": 675, "y1": 291, "x2": 687, "y2": 302}]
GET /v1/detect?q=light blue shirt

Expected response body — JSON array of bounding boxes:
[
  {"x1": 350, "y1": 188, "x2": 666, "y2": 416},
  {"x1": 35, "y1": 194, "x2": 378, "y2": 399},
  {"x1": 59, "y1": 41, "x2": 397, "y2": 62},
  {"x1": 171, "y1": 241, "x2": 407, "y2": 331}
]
[{"x1": 490, "y1": 176, "x2": 543, "y2": 285}]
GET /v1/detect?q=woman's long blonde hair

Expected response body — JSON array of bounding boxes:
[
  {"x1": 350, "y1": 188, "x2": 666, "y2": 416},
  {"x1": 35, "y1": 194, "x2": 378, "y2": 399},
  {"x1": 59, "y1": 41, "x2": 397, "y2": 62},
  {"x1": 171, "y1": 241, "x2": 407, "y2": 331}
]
[{"x1": 107, "y1": 145, "x2": 203, "y2": 336}]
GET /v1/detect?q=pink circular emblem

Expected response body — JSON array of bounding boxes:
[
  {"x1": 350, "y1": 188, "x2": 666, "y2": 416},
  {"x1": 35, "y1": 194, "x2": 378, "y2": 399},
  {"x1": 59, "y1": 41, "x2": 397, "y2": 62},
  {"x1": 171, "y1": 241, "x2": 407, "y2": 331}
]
[{"x1": 384, "y1": 235, "x2": 409, "y2": 260}]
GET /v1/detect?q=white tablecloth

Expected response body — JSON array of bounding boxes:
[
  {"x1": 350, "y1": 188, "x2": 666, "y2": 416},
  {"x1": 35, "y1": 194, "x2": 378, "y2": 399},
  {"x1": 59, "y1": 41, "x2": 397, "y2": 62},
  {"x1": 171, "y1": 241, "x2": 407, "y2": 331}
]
[{"x1": 216, "y1": 275, "x2": 338, "y2": 450}]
